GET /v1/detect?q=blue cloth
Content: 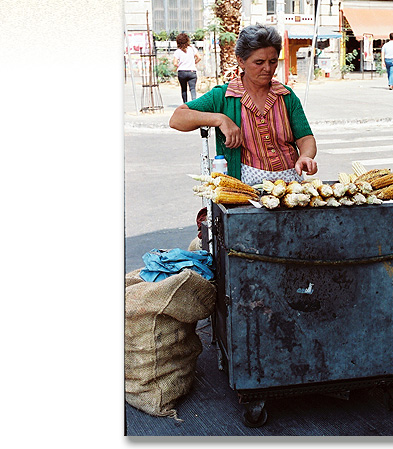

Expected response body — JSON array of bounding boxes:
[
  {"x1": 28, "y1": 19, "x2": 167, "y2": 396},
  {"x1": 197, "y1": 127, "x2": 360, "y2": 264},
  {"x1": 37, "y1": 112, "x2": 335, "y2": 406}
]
[{"x1": 139, "y1": 248, "x2": 214, "y2": 282}]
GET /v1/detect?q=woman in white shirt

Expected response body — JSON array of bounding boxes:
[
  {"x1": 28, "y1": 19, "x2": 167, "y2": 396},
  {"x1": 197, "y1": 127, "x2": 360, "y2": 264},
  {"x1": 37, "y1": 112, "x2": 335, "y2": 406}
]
[
  {"x1": 173, "y1": 33, "x2": 201, "y2": 102},
  {"x1": 381, "y1": 33, "x2": 393, "y2": 90}
]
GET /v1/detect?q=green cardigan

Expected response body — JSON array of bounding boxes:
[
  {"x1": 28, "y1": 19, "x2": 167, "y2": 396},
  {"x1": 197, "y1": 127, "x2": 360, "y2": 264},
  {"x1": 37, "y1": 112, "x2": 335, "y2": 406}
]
[{"x1": 186, "y1": 83, "x2": 313, "y2": 180}]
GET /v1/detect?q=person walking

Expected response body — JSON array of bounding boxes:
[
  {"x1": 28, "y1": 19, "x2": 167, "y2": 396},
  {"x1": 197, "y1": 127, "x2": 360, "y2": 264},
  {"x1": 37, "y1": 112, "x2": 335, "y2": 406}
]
[
  {"x1": 381, "y1": 33, "x2": 393, "y2": 90},
  {"x1": 173, "y1": 33, "x2": 201, "y2": 103}
]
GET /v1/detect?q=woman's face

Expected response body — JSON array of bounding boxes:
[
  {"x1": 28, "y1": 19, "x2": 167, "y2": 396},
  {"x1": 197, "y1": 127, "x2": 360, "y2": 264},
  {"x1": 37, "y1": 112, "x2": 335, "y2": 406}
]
[{"x1": 237, "y1": 46, "x2": 279, "y2": 87}]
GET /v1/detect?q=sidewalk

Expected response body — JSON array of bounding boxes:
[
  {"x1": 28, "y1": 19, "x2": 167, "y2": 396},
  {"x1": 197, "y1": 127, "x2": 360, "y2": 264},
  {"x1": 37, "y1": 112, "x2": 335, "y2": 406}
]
[{"x1": 124, "y1": 72, "x2": 393, "y2": 130}]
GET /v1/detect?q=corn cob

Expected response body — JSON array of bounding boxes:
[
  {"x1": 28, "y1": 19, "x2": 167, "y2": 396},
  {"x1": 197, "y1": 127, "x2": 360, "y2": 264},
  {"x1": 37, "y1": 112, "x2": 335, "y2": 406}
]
[
  {"x1": 310, "y1": 178, "x2": 323, "y2": 188},
  {"x1": 301, "y1": 182, "x2": 319, "y2": 197},
  {"x1": 349, "y1": 173, "x2": 358, "y2": 183},
  {"x1": 260, "y1": 194, "x2": 280, "y2": 209},
  {"x1": 309, "y1": 195, "x2": 327, "y2": 207},
  {"x1": 352, "y1": 192, "x2": 367, "y2": 205},
  {"x1": 193, "y1": 183, "x2": 214, "y2": 193},
  {"x1": 271, "y1": 183, "x2": 286, "y2": 198},
  {"x1": 212, "y1": 175, "x2": 259, "y2": 195},
  {"x1": 366, "y1": 194, "x2": 383, "y2": 205},
  {"x1": 326, "y1": 197, "x2": 341, "y2": 207},
  {"x1": 355, "y1": 168, "x2": 391, "y2": 183},
  {"x1": 296, "y1": 193, "x2": 311, "y2": 207},
  {"x1": 211, "y1": 187, "x2": 259, "y2": 204},
  {"x1": 376, "y1": 184, "x2": 393, "y2": 200},
  {"x1": 286, "y1": 181, "x2": 303, "y2": 194},
  {"x1": 261, "y1": 180, "x2": 275, "y2": 194},
  {"x1": 274, "y1": 179, "x2": 287, "y2": 187},
  {"x1": 317, "y1": 184, "x2": 333, "y2": 198},
  {"x1": 338, "y1": 173, "x2": 351, "y2": 184},
  {"x1": 345, "y1": 183, "x2": 358, "y2": 195},
  {"x1": 355, "y1": 181, "x2": 373, "y2": 195},
  {"x1": 282, "y1": 193, "x2": 299, "y2": 208},
  {"x1": 370, "y1": 173, "x2": 393, "y2": 190},
  {"x1": 339, "y1": 196, "x2": 354, "y2": 206},
  {"x1": 352, "y1": 161, "x2": 367, "y2": 177},
  {"x1": 331, "y1": 182, "x2": 347, "y2": 198}
]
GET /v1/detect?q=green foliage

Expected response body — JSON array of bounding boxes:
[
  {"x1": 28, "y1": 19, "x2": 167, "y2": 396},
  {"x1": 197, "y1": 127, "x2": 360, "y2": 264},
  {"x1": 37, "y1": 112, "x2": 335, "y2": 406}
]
[
  {"x1": 192, "y1": 28, "x2": 207, "y2": 41},
  {"x1": 219, "y1": 31, "x2": 237, "y2": 46},
  {"x1": 340, "y1": 49, "x2": 358, "y2": 78},
  {"x1": 155, "y1": 57, "x2": 176, "y2": 83},
  {"x1": 375, "y1": 53, "x2": 386, "y2": 76},
  {"x1": 153, "y1": 30, "x2": 168, "y2": 41},
  {"x1": 168, "y1": 30, "x2": 179, "y2": 41}
]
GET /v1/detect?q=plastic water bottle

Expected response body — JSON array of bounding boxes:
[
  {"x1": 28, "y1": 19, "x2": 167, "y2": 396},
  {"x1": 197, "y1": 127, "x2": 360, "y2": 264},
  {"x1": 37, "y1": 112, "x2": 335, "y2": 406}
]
[{"x1": 212, "y1": 155, "x2": 228, "y2": 175}]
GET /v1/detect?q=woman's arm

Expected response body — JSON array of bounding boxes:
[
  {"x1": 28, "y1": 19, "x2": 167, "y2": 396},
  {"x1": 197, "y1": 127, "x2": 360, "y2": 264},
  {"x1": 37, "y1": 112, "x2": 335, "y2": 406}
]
[
  {"x1": 194, "y1": 53, "x2": 201, "y2": 64},
  {"x1": 169, "y1": 104, "x2": 242, "y2": 148},
  {"x1": 173, "y1": 57, "x2": 179, "y2": 69},
  {"x1": 294, "y1": 134, "x2": 318, "y2": 175}
]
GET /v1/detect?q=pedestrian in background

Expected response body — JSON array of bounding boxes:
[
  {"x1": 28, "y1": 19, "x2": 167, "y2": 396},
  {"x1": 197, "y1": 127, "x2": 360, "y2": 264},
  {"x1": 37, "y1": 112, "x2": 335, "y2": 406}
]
[
  {"x1": 173, "y1": 33, "x2": 201, "y2": 103},
  {"x1": 381, "y1": 32, "x2": 393, "y2": 90}
]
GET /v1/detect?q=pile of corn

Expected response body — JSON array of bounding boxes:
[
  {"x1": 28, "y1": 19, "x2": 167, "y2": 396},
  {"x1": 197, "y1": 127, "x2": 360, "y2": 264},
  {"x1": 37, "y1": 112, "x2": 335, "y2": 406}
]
[
  {"x1": 189, "y1": 172, "x2": 260, "y2": 205},
  {"x1": 189, "y1": 162, "x2": 393, "y2": 210}
]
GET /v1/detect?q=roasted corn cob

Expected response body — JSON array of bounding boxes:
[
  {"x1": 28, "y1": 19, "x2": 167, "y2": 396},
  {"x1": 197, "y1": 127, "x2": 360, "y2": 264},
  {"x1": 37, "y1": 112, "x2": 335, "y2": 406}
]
[
  {"x1": 317, "y1": 184, "x2": 334, "y2": 198},
  {"x1": 355, "y1": 181, "x2": 373, "y2": 195},
  {"x1": 355, "y1": 168, "x2": 391, "y2": 183},
  {"x1": 349, "y1": 173, "x2": 358, "y2": 183},
  {"x1": 301, "y1": 182, "x2": 319, "y2": 197},
  {"x1": 331, "y1": 182, "x2": 347, "y2": 198},
  {"x1": 297, "y1": 193, "x2": 311, "y2": 207},
  {"x1": 261, "y1": 180, "x2": 275, "y2": 194},
  {"x1": 282, "y1": 193, "x2": 299, "y2": 208},
  {"x1": 274, "y1": 179, "x2": 287, "y2": 187},
  {"x1": 366, "y1": 194, "x2": 383, "y2": 205},
  {"x1": 345, "y1": 183, "x2": 358, "y2": 195},
  {"x1": 286, "y1": 181, "x2": 303, "y2": 194},
  {"x1": 260, "y1": 194, "x2": 280, "y2": 209},
  {"x1": 352, "y1": 161, "x2": 367, "y2": 177},
  {"x1": 326, "y1": 197, "x2": 341, "y2": 207},
  {"x1": 375, "y1": 184, "x2": 393, "y2": 200},
  {"x1": 271, "y1": 183, "x2": 286, "y2": 198},
  {"x1": 352, "y1": 192, "x2": 367, "y2": 205},
  {"x1": 309, "y1": 196, "x2": 327, "y2": 207},
  {"x1": 370, "y1": 173, "x2": 393, "y2": 190},
  {"x1": 211, "y1": 187, "x2": 259, "y2": 204},
  {"x1": 339, "y1": 196, "x2": 354, "y2": 206},
  {"x1": 338, "y1": 173, "x2": 351, "y2": 184},
  {"x1": 309, "y1": 178, "x2": 323, "y2": 188},
  {"x1": 212, "y1": 175, "x2": 259, "y2": 195}
]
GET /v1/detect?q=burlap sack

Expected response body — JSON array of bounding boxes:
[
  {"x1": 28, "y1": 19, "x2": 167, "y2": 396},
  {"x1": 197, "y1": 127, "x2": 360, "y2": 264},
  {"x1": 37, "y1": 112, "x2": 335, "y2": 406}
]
[{"x1": 125, "y1": 268, "x2": 216, "y2": 418}]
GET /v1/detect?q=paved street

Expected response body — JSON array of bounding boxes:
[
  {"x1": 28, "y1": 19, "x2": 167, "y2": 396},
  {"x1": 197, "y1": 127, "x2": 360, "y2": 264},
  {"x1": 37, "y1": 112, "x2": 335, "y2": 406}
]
[
  {"x1": 125, "y1": 74, "x2": 393, "y2": 271},
  {"x1": 124, "y1": 73, "x2": 393, "y2": 436}
]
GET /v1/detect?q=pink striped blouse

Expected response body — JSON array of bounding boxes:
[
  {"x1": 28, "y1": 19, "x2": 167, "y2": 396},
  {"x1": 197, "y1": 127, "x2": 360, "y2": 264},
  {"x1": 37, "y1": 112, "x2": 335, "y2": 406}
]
[{"x1": 225, "y1": 76, "x2": 299, "y2": 172}]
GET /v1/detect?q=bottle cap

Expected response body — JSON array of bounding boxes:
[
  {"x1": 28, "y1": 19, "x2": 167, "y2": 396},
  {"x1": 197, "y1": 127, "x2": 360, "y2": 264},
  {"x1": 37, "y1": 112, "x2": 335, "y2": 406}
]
[{"x1": 215, "y1": 155, "x2": 225, "y2": 159}]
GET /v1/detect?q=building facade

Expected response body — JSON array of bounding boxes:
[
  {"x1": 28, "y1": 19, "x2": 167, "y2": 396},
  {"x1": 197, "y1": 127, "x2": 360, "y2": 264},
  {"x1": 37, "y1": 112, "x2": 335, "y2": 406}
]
[{"x1": 125, "y1": 0, "x2": 393, "y2": 80}]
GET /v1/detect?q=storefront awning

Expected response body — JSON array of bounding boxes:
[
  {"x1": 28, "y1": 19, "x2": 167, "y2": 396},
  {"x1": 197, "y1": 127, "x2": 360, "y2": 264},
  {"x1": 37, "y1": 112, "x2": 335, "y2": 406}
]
[
  {"x1": 342, "y1": 8, "x2": 393, "y2": 40},
  {"x1": 287, "y1": 25, "x2": 342, "y2": 40}
]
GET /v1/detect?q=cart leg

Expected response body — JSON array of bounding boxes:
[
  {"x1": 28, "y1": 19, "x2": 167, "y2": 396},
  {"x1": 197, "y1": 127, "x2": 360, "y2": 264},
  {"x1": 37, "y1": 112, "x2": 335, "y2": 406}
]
[{"x1": 242, "y1": 400, "x2": 268, "y2": 427}]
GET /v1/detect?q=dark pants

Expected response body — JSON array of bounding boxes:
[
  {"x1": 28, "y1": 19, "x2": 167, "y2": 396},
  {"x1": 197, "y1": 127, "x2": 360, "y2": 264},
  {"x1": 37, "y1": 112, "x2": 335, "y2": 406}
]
[{"x1": 177, "y1": 70, "x2": 197, "y2": 103}]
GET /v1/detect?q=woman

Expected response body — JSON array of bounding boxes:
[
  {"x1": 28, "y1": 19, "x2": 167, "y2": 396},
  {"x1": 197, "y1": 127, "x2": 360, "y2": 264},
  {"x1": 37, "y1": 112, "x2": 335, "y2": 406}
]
[
  {"x1": 169, "y1": 25, "x2": 317, "y2": 184},
  {"x1": 381, "y1": 33, "x2": 393, "y2": 90},
  {"x1": 173, "y1": 33, "x2": 201, "y2": 103}
]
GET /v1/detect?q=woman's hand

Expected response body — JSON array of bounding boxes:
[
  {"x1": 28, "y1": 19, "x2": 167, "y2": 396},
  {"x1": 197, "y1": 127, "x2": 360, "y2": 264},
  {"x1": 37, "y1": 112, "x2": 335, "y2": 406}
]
[
  {"x1": 218, "y1": 115, "x2": 242, "y2": 148},
  {"x1": 295, "y1": 135, "x2": 318, "y2": 175},
  {"x1": 295, "y1": 155, "x2": 318, "y2": 176}
]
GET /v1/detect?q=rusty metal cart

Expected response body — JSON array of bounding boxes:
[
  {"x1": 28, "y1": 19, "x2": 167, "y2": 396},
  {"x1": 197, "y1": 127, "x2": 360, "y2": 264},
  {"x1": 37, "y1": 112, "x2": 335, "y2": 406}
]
[{"x1": 207, "y1": 200, "x2": 393, "y2": 427}]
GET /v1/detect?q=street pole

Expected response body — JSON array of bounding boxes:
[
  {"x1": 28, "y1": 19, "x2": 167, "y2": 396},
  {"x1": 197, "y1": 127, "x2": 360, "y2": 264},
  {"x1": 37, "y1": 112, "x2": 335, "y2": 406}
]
[
  {"x1": 276, "y1": 0, "x2": 286, "y2": 83},
  {"x1": 304, "y1": 0, "x2": 321, "y2": 110}
]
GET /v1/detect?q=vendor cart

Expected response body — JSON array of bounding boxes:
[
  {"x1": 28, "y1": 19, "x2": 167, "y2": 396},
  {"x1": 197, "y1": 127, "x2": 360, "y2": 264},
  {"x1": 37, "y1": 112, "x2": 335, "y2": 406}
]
[{"x1": 206, "y1": 200, "x2": 393, "y2": 427}]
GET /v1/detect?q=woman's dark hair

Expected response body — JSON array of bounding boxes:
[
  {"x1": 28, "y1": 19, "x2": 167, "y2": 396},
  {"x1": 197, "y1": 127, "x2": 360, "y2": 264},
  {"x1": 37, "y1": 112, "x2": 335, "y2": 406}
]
[
  {"x1": 235, "y1": 24, "x2": 282, "y2": 61},
  {"x1": 390, "y1": 32, "x2": 393, "y2": 40},
  {"x1": 176, "y1": 33, "x2": 190, "y2": 51}
]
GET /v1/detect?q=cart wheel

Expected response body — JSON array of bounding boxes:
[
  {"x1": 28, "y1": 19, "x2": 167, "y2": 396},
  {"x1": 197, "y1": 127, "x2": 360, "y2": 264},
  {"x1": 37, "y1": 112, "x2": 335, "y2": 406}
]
[
  {"x1": 382, "y1": 387, "x2": 393, "y2": 411},
  {"x1": 242, "y1": 400, "x2": 268, "y2": 427}
]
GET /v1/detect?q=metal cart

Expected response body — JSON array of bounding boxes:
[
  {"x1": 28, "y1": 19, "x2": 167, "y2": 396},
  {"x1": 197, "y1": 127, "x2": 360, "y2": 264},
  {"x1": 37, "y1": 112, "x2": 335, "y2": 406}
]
[{"x1": 204, "y1": 200, "x2": 393, "y2": 427}]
